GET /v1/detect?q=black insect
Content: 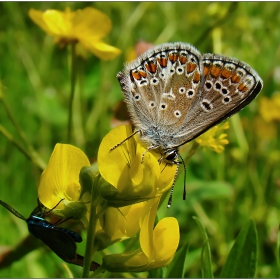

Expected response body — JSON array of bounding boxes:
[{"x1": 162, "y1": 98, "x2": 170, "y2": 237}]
[{"x1": 0, "y1": 199, "x2": 99, "y2": 271}]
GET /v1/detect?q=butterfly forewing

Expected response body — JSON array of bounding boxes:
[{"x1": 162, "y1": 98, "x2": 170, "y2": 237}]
[
  {"x1": 118, "y1": 43, "x2": 203, "y2": 132},
  {"x1": 176, "y1": 54, "x2": 263, "y2": 145}
]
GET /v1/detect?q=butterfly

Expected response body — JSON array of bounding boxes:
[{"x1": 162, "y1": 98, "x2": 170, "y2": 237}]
[{"x1": 113, "y1": 42, "x2": 263, "y2": 206}]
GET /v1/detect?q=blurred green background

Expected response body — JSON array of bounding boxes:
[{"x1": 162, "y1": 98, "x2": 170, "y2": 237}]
[{"x1": 0, "y1": 2, "x2": 279, "y2": 278}]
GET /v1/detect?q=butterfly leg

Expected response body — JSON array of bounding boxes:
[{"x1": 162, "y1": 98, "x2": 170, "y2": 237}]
[{"x1": 141, "y1": 145, "x2": 160, "y2": 163}]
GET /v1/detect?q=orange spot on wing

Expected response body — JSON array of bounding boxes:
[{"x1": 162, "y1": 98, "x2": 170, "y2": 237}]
[
  {"x1": 203, "y1": 65, "x2": 210, "y2": 76},
  {"x1": 139, "y1": 70, "x2": 147, "y2": 78},
  {"x1": 210, "y1": 65, "x2": 221, "y2": 78},
  {"x1": 231, "y1": 73, "x2": 241, "y2": 83},
  {"x1": 187, "y1": 62, "x2": 197, "y2": 73},
  {"x1": 238, "y1": 83, "x2": 248, "y2": 93},
  {"x1": 193, "y1": 71, "x2": 201, "y2": 84},
  {"x1": 157, "y1": 57, "x2": 167, "y2": 67},
  {"x1": 131, "y1": 71, "x2": 141, "y2": 80},
  {"x1": 221, "y1": 68, "x2": 232, "y2": 79},
  {"x1": 179, "y1": 55, "x2": 187, "y2": 64},
  {"x1": 169, "y1": 52, "x2": 178, "y2": 63},
  {"x1": 145, "y1": 62, "x2": 157, "y2": 73}
]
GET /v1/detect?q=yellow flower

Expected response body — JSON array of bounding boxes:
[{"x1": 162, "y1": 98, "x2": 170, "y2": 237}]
[
  {"x1": 38, "y1": 143, "x2": 90, "y2": 219},
  {"x1": 259, "y1": 94, "x2": 280, "y2": 123},
  {"x1": 254, "y1": 116, "x2": 277, "y2": 140},
  {"x1": 195, "y1": 122, "x2": 229, "y2": 153},
  {"x1": 102, "y1": 197, "x2": 180, "y2": 272},
  {"x1": 95, "y1": 202, "x2": 147, "y2": 250},
  {"x1": 28, "y1": 7, "x2": 121, "y2": 60},
  {"x1": 97, "y1": 125, "x2": 177, "y2": 207}
]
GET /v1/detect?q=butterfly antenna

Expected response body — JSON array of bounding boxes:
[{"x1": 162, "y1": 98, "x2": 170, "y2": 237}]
[
  {"x1": 178, "y1": 153, "x2": 187, "y2": 200},
  {"x1": 167, "y1": 162, "x2": 180, "y2": 208},
  {"x1": 110, "y1": 130, "x2": 140, "y2": 151}
]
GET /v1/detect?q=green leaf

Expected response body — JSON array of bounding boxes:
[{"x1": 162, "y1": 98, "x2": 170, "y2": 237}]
[
  {"x1": 189, "y1": 181, "x2": 233, "y2": 203},
  {"x1": 220, "y1": 219, "x2": 258, "y2": 278},
  {"x1": 193, "y1": 216, "x2": 213, "y2": 278},
  {"x1": 166, "y1": 243, "x2": 189, "y2": 278}
]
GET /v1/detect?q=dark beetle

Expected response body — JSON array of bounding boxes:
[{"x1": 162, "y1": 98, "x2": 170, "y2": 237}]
[{"x1": 0, "y1": 199, "x2": 99, "y2": 271}]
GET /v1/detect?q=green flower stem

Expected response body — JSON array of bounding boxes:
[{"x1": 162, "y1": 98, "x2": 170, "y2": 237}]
[
  {"x1": 67, "y1": 42, "x2": 78, "y2": 144},
  {"x1": 82, "y1": 176, "x2": 108, "y2": 278},
  {"x1": 0, "y1": 92, "x2": 46, "y2": 171}
]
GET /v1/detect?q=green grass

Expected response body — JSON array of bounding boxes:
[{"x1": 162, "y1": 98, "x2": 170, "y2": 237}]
[{"x1": 0, "y1": 2, "x2": 279, "y2": 278}]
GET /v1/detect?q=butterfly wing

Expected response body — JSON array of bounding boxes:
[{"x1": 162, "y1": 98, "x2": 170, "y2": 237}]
[
  {"x1": 118, "y1": 43, "x2": 203, "y2": 134},
  {"x1": 173, "y1": 54, "x2": 263, "y2": 146}
]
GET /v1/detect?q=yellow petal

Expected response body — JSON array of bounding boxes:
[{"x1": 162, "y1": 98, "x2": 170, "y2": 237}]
[
  {"x1": 42, "y1": 9, "x2": 73, "y2": 37},
  {"x1": 153, "y1": 217, "x2": 179, "y2": 262},
  {"x1": 28, "y1": 8, "x2": 52, "y2": 35},
  {"x1": 140, "y1": 198, "x2": 160, "y2": 259},
  {"x1": 38, "y1": 144, "x2": 90, "y2": 209},
  {"x1": 73, "y1": 7, "x2": 112, "y2": 39},
  {"x1": 98, "y1": 125, "x2": 134, "y2": 188},
  {"x1": 82, "y1": 40, "x2": 121, "y2": 60}
]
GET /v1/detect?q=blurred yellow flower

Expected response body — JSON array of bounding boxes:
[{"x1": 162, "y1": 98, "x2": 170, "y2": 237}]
[
  {"x1": 102, "y1": 197, "x2": 179, "y2": 272},
  {"x1": 38, "y1": 143, "x2": 90, "y2": 219},
  {"x1": 254, "y1": 116, "x2": 277, "y2": 140},
  {"x1": 97, "y1": 125, "x2": 177, "y2": 206},
  {"x1": 259, "y1": 94, "x2": 280, "y2": 123},
  {"x1": 254, "y1": 94, "x2": 280, "y2": 140},
  {"x1": 29, "y1": 7, "x2": 121, "y2": 60},
  {"x1": 195, "y1": 122, "x2": 229, "y2": 153}
]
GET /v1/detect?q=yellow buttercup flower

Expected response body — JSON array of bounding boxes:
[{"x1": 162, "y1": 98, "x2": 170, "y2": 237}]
[
  {"x1": 38, "y1": 143, "x2": 90, "y2": 220},
  {"x1": 97, "y1": 125, "x2": 177, "y2": 206},
  {"x1": 102, "y1": 197, "x2": 180, "y2": 272},
  {"x1": 29, "y1": 7, "x2": 121, "y2": 60},
  {"x1": 195, "y1": 122, "x2": 229, "y2": 153}
]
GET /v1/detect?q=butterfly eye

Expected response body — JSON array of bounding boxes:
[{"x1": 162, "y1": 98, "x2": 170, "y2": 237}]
[{"x1": 164, "y1": 149, "x2": 178, "y2": 163}]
